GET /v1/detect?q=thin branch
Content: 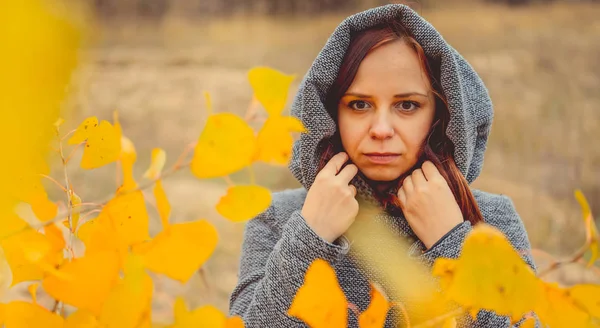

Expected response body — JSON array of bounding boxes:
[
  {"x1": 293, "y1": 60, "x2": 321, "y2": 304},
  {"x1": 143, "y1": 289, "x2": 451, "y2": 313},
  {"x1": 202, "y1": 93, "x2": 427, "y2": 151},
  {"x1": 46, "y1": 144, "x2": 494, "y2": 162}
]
[
  {"x1": 538, "y1": 243, "x2": 589, "y2": 278},
  {"x1": 60, "y1": 129, "x2": 77, "y2": 142},
  {"x1": 64, "y1": 142, "x2": 84, "y2": 164},
  {"x1": 172, "y1": 142, "x2": 196, "y2": 171},
  {"x1": 347, "y1": 303, "x2": 361, "y2": 319},
  {"x1": 40, "y1": 174, "x2": 67, "y2": 193},
  {"x1": 223, "y1": 176, "x2": 235, "y2": 187}
]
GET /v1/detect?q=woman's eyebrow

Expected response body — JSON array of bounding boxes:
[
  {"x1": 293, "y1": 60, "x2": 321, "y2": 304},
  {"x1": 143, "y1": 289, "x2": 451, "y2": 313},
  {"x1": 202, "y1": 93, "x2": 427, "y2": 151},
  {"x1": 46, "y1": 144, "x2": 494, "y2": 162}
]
[
  {"x1": 343, "y1": 92, "x2": 428, "y2": 98},
  {"x1": 393, "y1": 92, "x2": 428, "y2": 98}
]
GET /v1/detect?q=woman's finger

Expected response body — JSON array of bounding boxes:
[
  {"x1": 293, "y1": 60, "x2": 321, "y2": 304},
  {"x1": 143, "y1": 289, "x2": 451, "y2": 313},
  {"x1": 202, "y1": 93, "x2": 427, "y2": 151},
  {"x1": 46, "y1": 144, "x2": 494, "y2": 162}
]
[
  {"x1": 402, "y1": 175, "x2": 414, "y2": 194},
  {"x1": 337, "y1": 163, "x2": 358, "y2": 183},
  {"x1": 421, "y1": 160, "x2": 442, "y2": 181},
  {"x1": 411, "y1": 168, "x2": 427, "y2": 188},
  {"x1": 397, "y1": 187, "x2": 407, "y2": 207},
  {"x1": 349, "y1": 184, "x2": 357, "y2": 197}
]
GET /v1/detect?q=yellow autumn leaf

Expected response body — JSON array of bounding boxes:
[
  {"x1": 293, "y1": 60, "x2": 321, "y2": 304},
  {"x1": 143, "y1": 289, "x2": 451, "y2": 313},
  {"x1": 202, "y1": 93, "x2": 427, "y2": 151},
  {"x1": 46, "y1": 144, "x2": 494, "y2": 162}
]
[
  {"x1": 519, "y1": 317, "x2": 536, "y2": 328},
  {"x1": 98, "y1": 190, "x2": 150, "y2": 246},
  {"x1": 76, "y1": 215, "x2": 129, "y2": 269},
  {"x1": 170, "y1": 297, "x2": 244, "y2": 328},
  {"x1": 136, "y1": 219, "x2": 218, "y2": 283},
  {"x1": 431, "y1": 224, "x2": 542, "y2": 322},
  {"x1": 100, "y1": 253, "x2": 154, "y2": 328},
  {"x1": 42, "y1": 251, "x2": 120, "y2": 315},
  {"x1": 72, "y1": 119, "x2": 122, "y2": 170},
  {"x1": 216, "y1": 185, "x2": 272, "y2": 222},
  {"x1": 248, "y1": 67, "x2": 295, "y2": 116},
  {"x1": 288, "y1": 258, "x2": 348, "y2": 328},
  {"x1": 64, "y1": 309, "x2": 102, "y2": 328},
  {"x1": 254, "y1": 115, "x2": 306, "y2": 165},
  {"x1": 44, "y1": 223, "x2": 66, "y2": 252},
  {"x1": 68, "y1": 117, "x2": 99, "y2": 145},
  {"x1": 569, "y1": 284, "x2": 600, "y2": 318},
  {"x1": 358, "y1": 284, "x2": 392, "y2": 328},
  {"x1": 534, "y1": 282, "x2": 595, "y2": 328},
  {"x1": 575, "y1": 189, "x2": 599, "y2": 267},
  {"x1": 1, "y1": 226, "x2": 63, "y2": 286},
  {"x1": 154, "y1": 180, "x2": 171, "y2": 230},
  {"x1": 12, "y1": 174, "x2": 57, "y2": 222},
  {"x1": 3, "y1": 301, "x2": 64, "y2": 328},
  {"x1": 144, "y1": 148, "x2": 167, "y2": 180},
  {"x1": 119, "y1": 135, "x2": 138, "y2": 192},
  {"x1": 68, "y1": 189, "x2": 82, "y2": 232},
  {"x1": 191, "y1": 113, "x2": 256, "y2": 179},
  {"x1": 0, "y1": 303, "x2": 5, "y2": 325}
]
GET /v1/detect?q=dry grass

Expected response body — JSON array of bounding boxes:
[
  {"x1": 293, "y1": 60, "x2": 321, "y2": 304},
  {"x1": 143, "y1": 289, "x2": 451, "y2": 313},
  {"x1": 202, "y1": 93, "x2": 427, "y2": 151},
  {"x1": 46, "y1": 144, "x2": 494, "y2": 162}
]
[{"x1": 4, "y1": 1, "x2": 599, "y2": 324}]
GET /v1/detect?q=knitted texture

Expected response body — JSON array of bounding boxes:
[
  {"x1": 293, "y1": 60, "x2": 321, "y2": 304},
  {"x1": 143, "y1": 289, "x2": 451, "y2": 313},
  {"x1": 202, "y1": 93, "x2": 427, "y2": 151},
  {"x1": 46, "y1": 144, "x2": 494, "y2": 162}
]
[{"x1": 229, "y1": 4, "x2": 537, "y2": 327}]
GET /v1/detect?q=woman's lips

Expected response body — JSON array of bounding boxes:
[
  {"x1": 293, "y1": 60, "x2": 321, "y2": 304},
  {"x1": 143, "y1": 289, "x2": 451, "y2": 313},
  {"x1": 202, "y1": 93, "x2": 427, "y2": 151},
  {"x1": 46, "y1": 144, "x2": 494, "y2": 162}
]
[{"x1": 363, "y1": 153, "x2": 400, "y2": 164}]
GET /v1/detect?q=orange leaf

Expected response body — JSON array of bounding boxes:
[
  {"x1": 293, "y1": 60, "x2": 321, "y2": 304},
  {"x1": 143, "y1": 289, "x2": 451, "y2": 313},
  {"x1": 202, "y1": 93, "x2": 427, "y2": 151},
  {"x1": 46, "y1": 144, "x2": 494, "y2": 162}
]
[
  {"x1": 135, "y1": 219, "x2": 218, "y2": 283},
  {"x1": 191, "y1": 113, "x2": 256, "y2": 179},
  {"x1": 99, "y1": 253, "x2": 153, "y2": 328},
  {"x1": 248, "y1": 67, "x2": 295, "y2": 116},
  {"x1": 76, "y1": 215, "x2": 128, "y2": 269},
  {"x1": 171, "y1": 297, "x2": 244, "y2": 328},
  {"x1": 119, "y1": 136, "x2": 138, "y2": 192},
  {"x1": 153, "y1": 180, "x2": 171, "y2": 230},
  {"x1": 98, "y1": 190, "x2": 150, "y2": 246},
  {"x1": 431, "y1": 224, "x2": 541, "y2": 322},
  {"x1": 216, "y1": 185, "x2": 272, "y2": 222},
  {"x1": 143, "y1": 148, "x2": 166, "y2": 180},
  {"x1": 358, "y1": 284, "x2": 392, "y2": 328},
  {"x1": 3, "y1": 301, "x2": 64, "y2": 328},
  {"x1": 534, "y1": 282, "x2": 595, "y2": 327},
  {"x1": 288, "y1": 259, "x2": 347, "y2": 328},
  {"x1": 569, "y1": 284, "x2": 600, "y2": 317},
  {"x1": 1, "y1": 226, "x2": 63, "y2": 286},
  {"x1": 574, "y1": 189, "x2": 599, "y2": 267},
  {"x1": 42, "y1": 251, "x2": 120, "y2": 315},
  {"x1": 254, "y1": 116, "x2": 306, "y2": 165},
  {"x1": 64, "y1": 309, "x2": 102, "y2": 328}
]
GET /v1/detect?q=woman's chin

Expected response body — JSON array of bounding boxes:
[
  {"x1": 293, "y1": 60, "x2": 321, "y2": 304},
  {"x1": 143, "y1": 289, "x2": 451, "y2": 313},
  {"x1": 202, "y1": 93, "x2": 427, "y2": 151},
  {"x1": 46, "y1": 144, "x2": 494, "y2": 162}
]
[{"x1": 360, "y1": 167, "x2": 405, "y2": 183}]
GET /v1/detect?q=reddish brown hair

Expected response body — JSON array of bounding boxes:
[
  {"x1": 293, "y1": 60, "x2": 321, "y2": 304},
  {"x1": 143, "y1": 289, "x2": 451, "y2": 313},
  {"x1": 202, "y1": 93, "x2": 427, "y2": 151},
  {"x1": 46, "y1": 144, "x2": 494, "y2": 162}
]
[{"x1": 319, "y1": 20, "x2": 484, "y2": 226}]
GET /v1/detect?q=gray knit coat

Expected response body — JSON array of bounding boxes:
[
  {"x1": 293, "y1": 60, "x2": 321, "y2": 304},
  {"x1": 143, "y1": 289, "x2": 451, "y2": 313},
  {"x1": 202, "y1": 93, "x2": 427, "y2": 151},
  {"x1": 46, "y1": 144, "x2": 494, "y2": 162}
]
[{"x1": 229, "y1": 4, "x2": 536, "y2": 327}]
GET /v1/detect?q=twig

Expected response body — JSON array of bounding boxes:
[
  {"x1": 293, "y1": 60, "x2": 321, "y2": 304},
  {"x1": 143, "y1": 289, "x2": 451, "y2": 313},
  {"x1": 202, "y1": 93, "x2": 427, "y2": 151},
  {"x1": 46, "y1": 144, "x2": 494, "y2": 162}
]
[
  {"x1": 64, "y1": 142, "x2": 84, "y2": 164},
  {"x1": 347, "y1": 303, "x2": 361, "y2": 319},
  {"x1": 538, "y1": 243, "x2": 589, "y2": 278},
  {"x1": 60, "y1": 129, "x2": 77, "y2": 142},
  {"x1": 40, "y1": 174, "x2": 67, "y2": 193}
]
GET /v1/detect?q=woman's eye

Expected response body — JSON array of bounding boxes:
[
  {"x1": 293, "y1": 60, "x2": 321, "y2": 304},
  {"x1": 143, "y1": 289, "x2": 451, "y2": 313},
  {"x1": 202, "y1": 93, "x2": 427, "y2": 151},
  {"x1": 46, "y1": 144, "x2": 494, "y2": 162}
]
[
  {"x1": 348, "y1": 100, "x2": 370, "y2": 111},
  {"x1": 396, "y1": 101, "x2": 420, "y2": 112}
]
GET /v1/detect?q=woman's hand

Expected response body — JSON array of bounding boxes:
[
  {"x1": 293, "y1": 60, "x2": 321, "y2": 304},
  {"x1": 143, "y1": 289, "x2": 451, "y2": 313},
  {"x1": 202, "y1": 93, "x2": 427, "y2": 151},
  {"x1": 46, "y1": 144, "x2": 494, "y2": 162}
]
[
  {"x1": 398, "y1": 160, "x2": 464, "y2": 250},
  {"x1": 301, "y1": 152, "x2": 359, "y2": 243}
]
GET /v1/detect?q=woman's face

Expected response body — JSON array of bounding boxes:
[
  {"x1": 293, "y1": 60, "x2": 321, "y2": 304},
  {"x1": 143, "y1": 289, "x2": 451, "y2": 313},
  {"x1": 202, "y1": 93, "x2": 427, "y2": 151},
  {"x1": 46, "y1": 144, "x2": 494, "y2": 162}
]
[{"x1": 338, "y1": 39, "x2": 436, "y2": 182}]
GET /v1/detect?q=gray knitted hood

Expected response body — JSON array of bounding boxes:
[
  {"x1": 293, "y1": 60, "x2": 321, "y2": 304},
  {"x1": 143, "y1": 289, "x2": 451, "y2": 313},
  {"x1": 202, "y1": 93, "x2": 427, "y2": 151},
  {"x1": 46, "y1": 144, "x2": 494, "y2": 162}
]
[{"x1": 288, "y1": 4, "x2": 493, "y2": 193}]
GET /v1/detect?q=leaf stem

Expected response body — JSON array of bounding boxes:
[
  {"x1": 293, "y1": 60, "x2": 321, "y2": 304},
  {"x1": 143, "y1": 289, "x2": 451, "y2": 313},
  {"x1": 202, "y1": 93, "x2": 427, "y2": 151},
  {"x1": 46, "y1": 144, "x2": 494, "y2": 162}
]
[{"x1": 39, "y1": 174, "x2": 67, "y2": 193}]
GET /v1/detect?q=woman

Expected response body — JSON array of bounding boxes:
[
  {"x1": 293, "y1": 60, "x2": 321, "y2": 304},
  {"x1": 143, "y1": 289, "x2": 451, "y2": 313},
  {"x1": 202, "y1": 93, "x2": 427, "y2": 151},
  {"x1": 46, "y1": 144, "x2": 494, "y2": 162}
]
[{"x1": 229, "y1": 4, "x2": 536, "y2": 327}]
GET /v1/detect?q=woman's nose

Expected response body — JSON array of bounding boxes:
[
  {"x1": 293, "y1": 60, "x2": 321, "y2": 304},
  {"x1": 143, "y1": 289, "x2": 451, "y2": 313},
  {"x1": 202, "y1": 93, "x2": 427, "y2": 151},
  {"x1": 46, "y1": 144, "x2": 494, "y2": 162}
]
[{"x1": 369, "y1": 112, "x2": 394, "y2": 140}]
